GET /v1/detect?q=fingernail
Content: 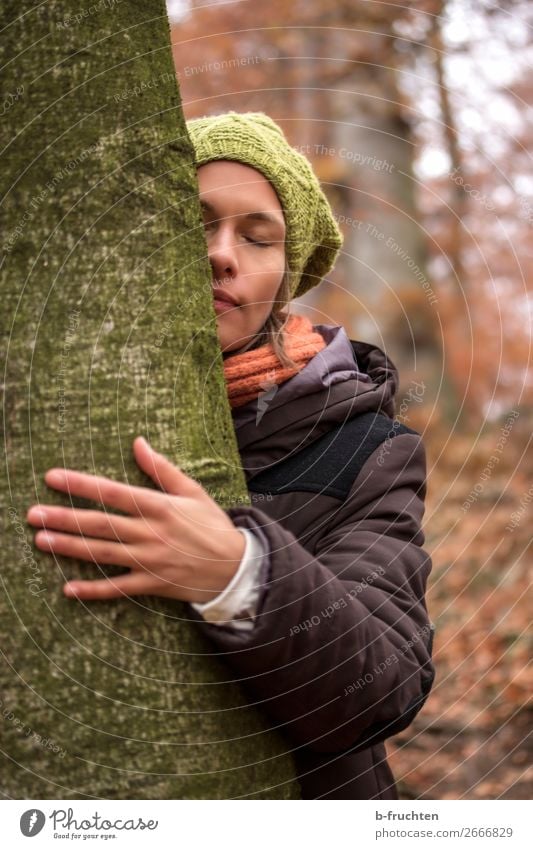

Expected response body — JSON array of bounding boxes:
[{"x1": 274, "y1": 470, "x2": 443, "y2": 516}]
[
  {"x1": 28, "y1": 508, "x2": 47, "y2": 521},
  {"x1": 47, "y1": 469, "x2": 66, "y2": 484},
  {"x1": 64, "y1": 583, "x2": 78, "y2": 597},
  {"x1": 37, "y1": 531, "x2": 55, "y2": 544}
]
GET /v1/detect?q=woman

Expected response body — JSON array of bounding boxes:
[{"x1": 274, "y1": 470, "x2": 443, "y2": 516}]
[{"x1": 26, "y1": 112, "x2": 435, "y2": 800}]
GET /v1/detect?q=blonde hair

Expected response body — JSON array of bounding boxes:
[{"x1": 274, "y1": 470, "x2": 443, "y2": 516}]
[{"x1": 224, "y1": 266, "x2": 299, "y2": 369}]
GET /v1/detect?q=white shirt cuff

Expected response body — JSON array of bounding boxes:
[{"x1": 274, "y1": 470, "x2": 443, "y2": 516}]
[{"x1": 190, "y1": 528, "x2": 265, "y2": 630}]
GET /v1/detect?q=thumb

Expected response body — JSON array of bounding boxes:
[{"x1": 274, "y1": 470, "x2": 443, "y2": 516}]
[{"x1": 133, "y1": 437, "x2": 206, "y2": 498}]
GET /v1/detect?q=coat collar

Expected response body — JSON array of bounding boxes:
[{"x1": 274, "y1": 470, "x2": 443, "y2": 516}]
[{"x1": 230, "y1": 323, "x2": 399, "y2": 481}]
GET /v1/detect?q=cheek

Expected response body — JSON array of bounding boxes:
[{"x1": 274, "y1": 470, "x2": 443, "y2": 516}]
[
  {"x1": 245, "y1": 275, "x2": 283, "y2": 317},
  {"x1": 249, "y1": 258, "x2": 285, "y2": 299}
]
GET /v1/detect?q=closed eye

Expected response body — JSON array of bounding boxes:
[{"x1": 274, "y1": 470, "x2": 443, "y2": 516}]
[
  {"x1": 201, "y1": 217, "x2": 274, "y2": 247},
  {"x1": 244, "y1": 235, "x2": 272, "y2": 247}
]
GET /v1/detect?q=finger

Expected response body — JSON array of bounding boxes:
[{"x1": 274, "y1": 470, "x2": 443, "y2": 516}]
[
  {"x1": 133, "y1": 436, "x2": 208, "y2": 499},
  {"x1": 35, "y1": 530, "x2": 141, "y2": 569},
  {"x1": 44, "y1": 468, "x2": 164, "y2": 516},
  {"x1": 27, "y1": 505, "x2": 148, "y2": 543},
  {"x1": 63, "y1": 571, "x2": 157, "y2": 601}
]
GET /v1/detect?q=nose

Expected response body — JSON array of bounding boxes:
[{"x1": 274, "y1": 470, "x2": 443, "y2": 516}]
[{"x1": 207, "y1": 224, "x2": 238, "y2": 282}]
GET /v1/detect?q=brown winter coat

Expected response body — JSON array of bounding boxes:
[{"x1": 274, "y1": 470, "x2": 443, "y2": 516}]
[{"x1": 188, "y1": 324, "x2": 435, "y2": 799}]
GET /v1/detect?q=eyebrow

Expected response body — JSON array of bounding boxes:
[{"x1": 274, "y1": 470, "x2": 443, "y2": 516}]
[{"x1": 200, "y1": 199, "x2": 284, "y2": 229}]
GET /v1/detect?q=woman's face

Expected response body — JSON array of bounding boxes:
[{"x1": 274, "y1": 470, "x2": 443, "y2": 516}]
[{"x1": 197, "y1": 160, "x2": 286, "y2": 354}]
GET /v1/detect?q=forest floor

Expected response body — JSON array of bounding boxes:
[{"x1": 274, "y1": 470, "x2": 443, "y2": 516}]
[{"x1": 386, "y1": 415, "x2": 532, "y2": 800}]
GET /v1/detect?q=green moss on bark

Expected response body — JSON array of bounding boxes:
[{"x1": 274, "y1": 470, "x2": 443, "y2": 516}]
[{"x1": 0, "y1": 0, "x2": 299, "y2": 799}]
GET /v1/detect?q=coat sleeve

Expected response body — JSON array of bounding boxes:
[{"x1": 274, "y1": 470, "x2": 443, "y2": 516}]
[{"x1": 186, "y1": 431, "x2": 435, "y2": 755}]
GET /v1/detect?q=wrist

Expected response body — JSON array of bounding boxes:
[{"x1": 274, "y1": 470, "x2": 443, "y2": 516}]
[{"x1": 188, "y1": 528, "x2": 246, "y2": 604}]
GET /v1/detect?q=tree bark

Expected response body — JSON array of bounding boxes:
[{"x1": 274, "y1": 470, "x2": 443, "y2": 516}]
[{"x1": 0, "y1": 0, "x2": 298, "y2": 799}]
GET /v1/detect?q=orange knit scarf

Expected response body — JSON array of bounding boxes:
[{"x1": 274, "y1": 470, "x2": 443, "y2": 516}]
[{"x1": 223, "y1": 314, "x2": 326, "y2": 409}]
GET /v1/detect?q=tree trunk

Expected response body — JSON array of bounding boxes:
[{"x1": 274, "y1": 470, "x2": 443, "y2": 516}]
[
  {"x1": 328, "y1": 20, "x2": 441, "y2": 399},
  {"x1": 0, "y1": 0, "x2": 298, "y2": 799}
]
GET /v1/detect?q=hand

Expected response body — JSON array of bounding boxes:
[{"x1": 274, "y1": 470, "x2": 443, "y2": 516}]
[{"x1": 26, "y1": 437, "x2": 245, "y2": 604}]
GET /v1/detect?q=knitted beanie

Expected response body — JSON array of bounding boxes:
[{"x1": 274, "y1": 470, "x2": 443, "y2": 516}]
[{"x1": 186, "y1": 111, "x2": 343, "y2": 300}]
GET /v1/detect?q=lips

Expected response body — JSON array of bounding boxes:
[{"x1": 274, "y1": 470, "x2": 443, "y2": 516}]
[{"x1": 212, "y1": 288, "x2": 238, "y2": 307}]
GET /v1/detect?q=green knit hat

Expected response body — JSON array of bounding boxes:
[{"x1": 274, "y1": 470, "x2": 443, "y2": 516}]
[{"x1": 186, "y1": 111, "x2": 343, "y2": 300}]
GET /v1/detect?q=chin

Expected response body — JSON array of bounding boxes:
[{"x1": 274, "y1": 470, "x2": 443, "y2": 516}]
[
  {"x1": 218, "y1": 333, "x2": 258, "y2": 356},
  {"x1": 216, "y1": 316, "x2": 267, "y2": 356},
  {"x1": 217, "y1": 332, "x2": 241, "y2": 355}
]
